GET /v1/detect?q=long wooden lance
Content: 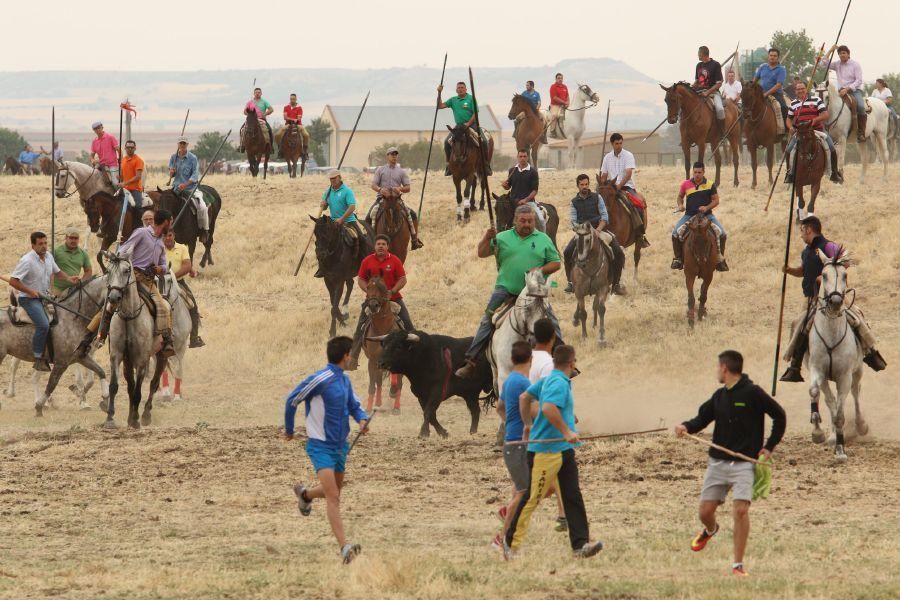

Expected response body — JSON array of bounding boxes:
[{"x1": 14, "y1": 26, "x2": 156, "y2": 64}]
[
  {"x1": 771, "y1": 159, "x2": 799, "y2": 396},
  {"x1": 418, "y1": 53, "x2": 447, "y2": 223},
  {"x1": 684, "y1": 433, "x2": 771, "y2": 467},
  {"x1": 114, "y1": 106, "x2": 128, "y2": 242},
  {"x1": 167, "y1": 108, "x2": 190, "y2": 186},
  {"x1": 599, "y1": 99, "x2": 611, "y2": 170},
  {"x1": 293, "y1": 92, "x2": 370, "y2": 276},
  {"x1": 822, "y1": 0, "x2": 853, "y2": 80},
  {"x1": 468, "y1": 66, "x2": 494, "y2": 228},
  {"x1": 50, "y1": 106, "x2": 56, "y2": 259},
  {"x1": 504, "y1": 427, "x2": 666, "y2": 447},
  {"x1": 171, "y1": 129, "x2": 232, "y2": 229}
]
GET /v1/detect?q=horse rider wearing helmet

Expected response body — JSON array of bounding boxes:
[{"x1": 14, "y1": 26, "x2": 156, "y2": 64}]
[
  {"x1": 826, "y1": 45, "x2": 867, "y2": 143},
  {"x1": 365, "y1": 147, "x2": 424, "y2": 250},
  {"x1": 455, "y1": 204, "x2": 563, "y2": 379},
  {"x1": 275, "y1": 93, "x2": 311, "y2": 159},
  {"x1": 779, "y1": 215, "x2": 885, "y2": 382},
  {"x1": 693, "y1": 46, "x2": 726, "y2": 139},
  {"x1": 785, "y1": 80, "x2": 843, "y2": 185},
  {"x1": 438, "y1": 81, "x2": 493, "y2": 176},
  {"x1": 168, "y1": 137, "x2": 210, "y2": 244},
  {"x1": 671, "y1": 162, "x2": 729, "y2": 272},
  {"x1": 239, "y1": 87, "x2": 274, "y2": 152}
]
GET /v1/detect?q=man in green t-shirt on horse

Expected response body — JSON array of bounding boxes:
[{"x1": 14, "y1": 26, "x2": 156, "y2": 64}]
[{"x1": 438, "y1": 81, "x2": 494, "y2": 176}]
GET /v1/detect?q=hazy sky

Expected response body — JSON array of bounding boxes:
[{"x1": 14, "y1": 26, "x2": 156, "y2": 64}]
[{"x1": 6, "y1": 0, "x2": 897, "y2": 81}]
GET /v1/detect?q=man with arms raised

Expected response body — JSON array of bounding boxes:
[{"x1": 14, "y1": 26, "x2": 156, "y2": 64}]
[{"x1": 437, "y1": 81, "x2": 493, "y2": 175}]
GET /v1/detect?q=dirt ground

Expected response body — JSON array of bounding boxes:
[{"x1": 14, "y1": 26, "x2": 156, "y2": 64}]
[{"x1": 1, "y1": 163, "x2": 898, "y2": 599}]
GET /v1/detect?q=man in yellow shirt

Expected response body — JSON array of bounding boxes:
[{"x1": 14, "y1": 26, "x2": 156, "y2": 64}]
[{"x1": 164, "y1": 231, "x2": 204, "y2": 348}]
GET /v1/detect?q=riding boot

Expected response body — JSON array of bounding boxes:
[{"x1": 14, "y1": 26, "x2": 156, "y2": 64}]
[
  {"x1": 670, "y1": 236, "x2": 684, "y2": 270},
  {"x1": 161, "y1": 331, "x2": 176, "y2": 359},
  {"x1": 717, "y1": 118, "x2": 726, "y2": 140},
  {"x1": 716, "y1": 234, "x2": 730, "y2": 272},
  {"x1": 346, "y1": 316, "x2": 370, "y2": 371},
  {"x1": 856, "y1": 113, "x2": 868, "y2": 143},
  {"x1": 189, "y1": 306, "x2": 205, "y2": 348},
  {"x1": 611, "y1": 245, "x2": 626, "y2": 295},
  {"x1": 863, "y1": 349, "x2": 887, "y2": 372},
  {"x1": 454, "y1": 357, "x2": 478, "y2": 379},
  {"x1": 829, "y1": 147, "x2": 844, "y2": 184},
  {"x1": 404, "y1": 208, "x2": 424, "y2": 250},
  {"x1": 779, "y1": 334, "x2": 807, "y2": 382}
]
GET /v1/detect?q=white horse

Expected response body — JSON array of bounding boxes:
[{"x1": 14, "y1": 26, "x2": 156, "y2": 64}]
[
  {"x1": 557, "y1": 83, "x2": 600, "y2": 168},
  {"x1": 53, "y1": 160, "x2": 116, "y2": 207},
  {"x1": 818, "y1": 70, "x2": 890, "y2": 181},
  {"x1": 807, "y1": 250, "x2": 866, "y2": 463},
  {"x1": 155, "y1": 275, "x2": 191, "y2": 403},
  {"x1": 5, "y1": 358, "x2": 97, "y2": 410}
]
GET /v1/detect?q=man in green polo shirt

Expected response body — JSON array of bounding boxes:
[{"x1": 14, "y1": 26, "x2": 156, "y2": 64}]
[
  {"x1": 239, "y1": 87, "x2": 274, "y2": 152},
  {"x1": 456, "y1": 204, "x2": 562, "y2": 378},
  {"x1": 438, "y1": 81, "x2": 493, "y2": 175},
  {"x1": 52, "y1": 227, "x2": 92, "y2": 294}
]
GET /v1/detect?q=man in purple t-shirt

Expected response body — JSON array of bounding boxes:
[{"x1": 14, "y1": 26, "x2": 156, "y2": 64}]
[{"x1": 89, "y1": 121, "x2": 120, "y2": 188}]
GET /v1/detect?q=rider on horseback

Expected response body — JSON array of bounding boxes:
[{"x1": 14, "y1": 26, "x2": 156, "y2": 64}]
[
  {"x1": 239, "y1": 87, "x2": 274, "y2": 152},
  {"x1": 275, "y1": 93, "x2": 310, "y2": 159},
  {"x1": 671, "y1": 162, "x2": 729, "y2": 272},
  {"x1": 513, "y1": 80, "x2": 542, "y2": 141},
  {"x1": 365, "y1": 147, "x2": 423, "y2": 250},
  {"x1": 693, "y1": 46, "x2": 726, "y2": 139},
  {"x1": 90, "y1": 121, "x2": 120, "y2": 189},
  {"x1": 548, "y1": 73, "x2": 569, "y2": 138},
  {"x1": 600, "y1": 133, "x2": 651, "y2": 249},
  {"x1": 563, "y1": 174, "x2": 626, "y2": 296},
  {"x1": 315, "y1": 171, "x2": 364, "y2": 278},
  {"x1": 164, "y1": 231, "x2": 204, "y2": 349},
  {"x1": 455, "y1": 204, "x2": 563, "y2": 379},
  {"x1": 754, "y1": 48, "x2": 788, "y2": 126},
  {"x1": 779, "y1": 216, "x2": 886, "y2": 382},
  {"x1": 168, "y1": 138, "x2": 210, "y2": 243},
  {"x1": 501, "y1": 150, "x2": 545, "y2": 232},
  {"x1": 785, "y1": 81, "x2": 843, "y2": 185},
  {"x1": 438, "y1": 81, "x2": 492, "y2": 176},
  {"x1": 827, "y1": 45, "x2": 867, "y2": 143}
]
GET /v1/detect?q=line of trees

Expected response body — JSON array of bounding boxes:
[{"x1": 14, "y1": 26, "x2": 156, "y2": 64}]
[{"x1": 0, "y1": 127, "x2": 27, "y2": 160}]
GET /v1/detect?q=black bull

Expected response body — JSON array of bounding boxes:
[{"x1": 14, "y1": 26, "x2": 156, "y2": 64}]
[{"x1": 371, "y1": 330, "x2": 493, "y2": 438}]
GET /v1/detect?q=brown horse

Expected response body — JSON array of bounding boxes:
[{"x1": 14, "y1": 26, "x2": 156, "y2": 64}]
[
  {"x1": 792, "y1": 121, "x2": 827, "y2": 217},
  {"x1": 280, "y1": 122, "x2": 307, "y2": 178},
  {"x1": 447, "y1": 124, "x2": 491, "y2": 224},
  {"x1": 570, "y1": 222, "x2": 611, "y2": 346},
  {"x1": 3, "y1": 157, "x2": 23, "y2": 175},
  {"x1": 243, "y1": 112, "x2": 271, "y2": 179},
  {"x1": 82, "y1": 192, "x2": 140, "y2": 266},
  {"x1": 661, "y1": 82, "x2": 741, "y2": 187},
  {"x1": 682, "y1": 214, "x2": 717, "y2": 328},
  {"x1": 492, "y1": 192, "x2": 559, "y2": 251},
  {"x1": 361, "y1": 276, "x2": 403, "y2": 413},
  {"x1": 741, "y1": 80, "x2": 785, "y2": 189},
  {"x1": 595, "y1": 182, "x2": 648, "y2": 281},
  {"x1": 508, "y1": 94, "x2": 544, "y2": 165},
  {"x1": 371, "y1": 190, "x2": 412, "y2": 263},
  {"x1": 38, "y1": 156, "x2": 54, "y2": 176}
]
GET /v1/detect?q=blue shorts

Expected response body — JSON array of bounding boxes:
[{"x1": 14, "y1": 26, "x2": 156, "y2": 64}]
[{"x1": 306, "y1": 440, "x2": 349, "y2": 473}]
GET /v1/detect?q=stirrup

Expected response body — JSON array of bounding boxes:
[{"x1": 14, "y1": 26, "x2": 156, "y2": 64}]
[
  {"x1": 670, "y1": 258, "x2": 683, "y2": 270},
  {"x1": 863, "y1": 350, "x2": 887, "y2": 372},
  {"x1": 716, "y1": 259, "x2": 730, "y2": 272},
  {"x1": 411, "y1": 238, "x2": 424, "y2": 250},
  {"x1": 779, "y1": 366, "x2": 804, "y2": 383}
]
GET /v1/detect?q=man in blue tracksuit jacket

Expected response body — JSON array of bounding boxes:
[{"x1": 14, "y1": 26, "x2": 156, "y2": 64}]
[{"x1": 284, "y1": 336, "x2": 370, "y2": 564}]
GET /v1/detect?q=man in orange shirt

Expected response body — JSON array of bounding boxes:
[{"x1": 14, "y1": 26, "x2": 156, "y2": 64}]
[
  {"x1": 119, "y1": 140, "x2": 146, "y2": 206},
  {"x1": 548, "y1": 73, "x2": 570, "y2": 137},
  {"x1": 276, "y1": 93, "x2": 310, "y2": 159}
]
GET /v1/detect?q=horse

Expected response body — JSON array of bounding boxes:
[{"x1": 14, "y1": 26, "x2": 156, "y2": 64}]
[
  {"x1": 0, "y1": 276, "x2": 109, "y2": 416},
  {"x1": 54, "y1": 160, "x2": 125, "y2": 264},
  {"x1": 310, "y1": 215, "x2": 374, "y2": 337},
  {"x1": 508, "y1": 94, "x2": 545, "y2": 165},
  {"x1": 661, "y1": 82, "x2": 741, "y2": 187},
  {"x1": 807, "y1": 250, "x2": 866, "y2": 463},
  {"x1": 818, "y1": 70, "x2": 890, "y2": 182},
  {"x1": 741, "y1": 80, "x2": 786, "y2": 189},
  {"x1": 555, "y1": 83, "x2": 600, "y2": 168},
  {"x1": 371, "y1": 190, "x2": 412, "y2": 264},
  {"x1": 148, "y1": 187, "x2": 222, "y2": 268},
  {"x1": 596, "y1": 182, "x2": 648, "y2": 282},
  {"x1": 361, "y1": 276, "x2": 402, "y2": 413},
  {"x1": 3, "y1": 157, "x2": 23, "y2": 175},
  {"x1": 492, "y1": 192, "x2": 559, "y2": 251},
  {"x1": 243, "y1": 111, "x2": 271, "y2": 179},
  {"x1": 38, "y1": 156, "x2": 54, "y2": 176},
  {"x1": 54, "y1": 160, "x2": 117, "y2": 208},
  {"x1": 81, "y1": 192, "x2": 140, "y2": 267},
  {"x1": 154, "y1": 274, "x2": 192, "y2": 404},
  {"x1": 5, "y1": 357, "x2": 97, "y2": 411},
  {"x1": 280, "y1": 122, "x2": 307, "y2": 178},
  {"x1": 570, "y1": 222, "x2": 611, "y2": 345},
  {"x1": 101, "y1": 250, "x2": 168, "y2": 429},
  {"x1": 446, "y1": 123, "x2": 491, "y2": 223},
  {"x1": 792, "y1": 121, "x2": 827, "y2": 218},
  {"x1": 681, "y1": 214, "x2": 717, "y2": 328}
]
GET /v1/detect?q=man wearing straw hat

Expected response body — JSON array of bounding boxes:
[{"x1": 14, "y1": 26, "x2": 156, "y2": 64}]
[{"x1": 675, "y1": 350, "x2": 785, "y2": 577}]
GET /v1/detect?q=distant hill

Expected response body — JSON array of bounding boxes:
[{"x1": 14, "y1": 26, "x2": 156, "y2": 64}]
[{"x1": 0, "y1": 58, "x2": 667, "y2": 137}]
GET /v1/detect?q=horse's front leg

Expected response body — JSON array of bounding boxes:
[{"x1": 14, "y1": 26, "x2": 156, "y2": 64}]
[
  {"x1": 731, "y1": 139, "x2": 739, "y2": 187},
  {"x1": 851, "y1": 368, "x2": 867, "y2": 436},
  {"x1": 34, "y1": 363, "x2": 64, "y2": 417},
  {"x1": 825, "y1": 379, "x2": 848, "y2": 462},
  {"x1": 123, "y1": 359, "x2": 141, "y2": 429},
  {"x1": 698, "y1": 276, "x2": 711, "y2": 321},
  {"x1": 766, "y1": 143, "x2": 775, "y2": 186},
  {"x1": 454, "y1": 179, "x2": 463, "y2": 224},
  {"x1": 5, "y1": 357, "x2": 19, "y2": 398},
  {"x1": 596, "y1": 295, "x2": 606, "y2": 347},
  {"x1": 808, "y1": 375, "x2": 826, "y2": 443},
  {"x1": 104, "y1": 355, "x2": 120, "y2": 428},
  {"x1": 749, "y1": 146, "x2": 759, "y2": 189},
  {"x1": 685, "y1": 274, "x2": 696, "y2": 328},
  {"x1": 808, "y1": 180, "x2": 820, "y2": 215},
  {"x1": 142, "y1": 355, "x2": 167, "y2": 426},
  {"x1": 340, "y1": 278, "x2": 353, "y2": 322}
]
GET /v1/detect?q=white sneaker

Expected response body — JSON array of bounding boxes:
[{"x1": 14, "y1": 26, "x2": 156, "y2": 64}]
[
  {"x1": 574, "y1": 540, "x2": 604, "y2": 558},
  {"x1": 341, "y1": 543, "x2": 361, "y2": 564},
  {"x1": 293, "y1": 484, "x2": 312, "y2": 516}
]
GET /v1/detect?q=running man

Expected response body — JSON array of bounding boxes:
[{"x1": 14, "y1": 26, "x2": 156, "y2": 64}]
[
  {"x1": 675, "y1": 350, "x2": 786, "y2": 577},
  {"x1": 285, "y1": 336, "x2": 370, "y2": 565}
]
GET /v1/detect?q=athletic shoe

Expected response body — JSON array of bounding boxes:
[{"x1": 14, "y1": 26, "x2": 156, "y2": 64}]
[
  {"x1": 502, "y1": 537, "x2": 516, "y2": 561},
  {"x1": 497, "y1": 505, "x2": 508, "y2": 522},
  {"x1": 690, "y1": 524, "x2": 718, "y2": 552},
  {"x1": 293, "y1": 484, "x2": 312, "y2": 516},
  {"x1": 555, "y1": 517, "x2": 568, "y2": 532},
  {"x1": 341, "y1": 543, "x2": 361, "y2": 565},
  {"x1": 491, "y1": 533, "x2": 503, "y2": 550},
  {"x1": 732, "y1": 564, "x2": 750, "y2": 577},
  {"x1": 574, "y1": 540, "x2": 603, "y2": 558}
]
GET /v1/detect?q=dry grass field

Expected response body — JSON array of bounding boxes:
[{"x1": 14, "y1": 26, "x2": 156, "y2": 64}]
[{"x1": 1, "y1": 163, "x2": 898, "y2": 599}]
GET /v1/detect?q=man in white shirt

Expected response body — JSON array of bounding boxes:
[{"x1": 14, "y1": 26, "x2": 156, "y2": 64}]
[
  {"x1": 599, "y1": 133, "x2": 650, "y2": 248},
  {"x1": 721, "y1": 70, "x2": 743, "y2": 108}
]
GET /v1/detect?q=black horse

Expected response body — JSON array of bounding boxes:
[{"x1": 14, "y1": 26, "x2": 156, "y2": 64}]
[
  {"x1": 492, "y1": 192, "x2": 559, "y2": 251},
  {"x1": 150, "y1": 186, "x2": 222, "y2": 268}
]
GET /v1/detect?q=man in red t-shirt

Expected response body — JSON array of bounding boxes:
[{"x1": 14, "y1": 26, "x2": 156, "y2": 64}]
[
  {"x1": 275, "y1": 93, "x2": 310, "y2": 158},
  {"x1": 347, "y1": 234, "x2": 414, "y2": 370},
  {"x1": 548, "y1": 73, "x2": 570, "y2": 136}
]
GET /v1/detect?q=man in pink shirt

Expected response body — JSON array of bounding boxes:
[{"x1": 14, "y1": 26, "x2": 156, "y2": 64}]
[
  {"x1": 89, "y1": 121, "x2": 120, "y2": 187},
  {"x1": 827, "y1": 45, "x2": 867, "y2": 142}
]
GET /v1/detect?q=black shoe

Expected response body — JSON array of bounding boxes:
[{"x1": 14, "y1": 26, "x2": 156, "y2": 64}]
[
  {"x1": 863, "y1": 350, "x2": 887, "y2": 372},
  {"x1": 564, "y1": 282, "x2": 575, "y2": 294},
  {"x1": 671, "y1": 258, "x2": 684, "y2": 270},
  {"x1": 831, "y1": 170, "x2": 844, "y2": 184},
  {"x1": 612, "y1": 283, "x2": 627, "y2": 296},
  {"x1": 454, "y1": 358, "x2": 477, "y2": 379},
  {"x1": 716, "y1": 259, "x2": 730, "y2": 272},
  {"x1": 640, "y1": 236, "x2": 651, "y2": 249},
  {"x1": 189, "y1": 336, "x2": 205, "y2": 349},
  {"x1": 779, "y1": 366, "x2": 804, "y2": 382},
  {"x1": 411, "y1": 238, "x2": 424, "y2": 250},
  {"x1": 33, "y1": 358, "x2": 51, "y2": 372}
]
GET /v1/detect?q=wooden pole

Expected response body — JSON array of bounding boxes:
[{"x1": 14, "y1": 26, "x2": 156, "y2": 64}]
[
  {"x1": 684, "y1": 433, "x2": 771, "y2": 467},
  {"x1": 771, "y1": 160, "x2": 799, "y2": 396},
  {"x1": 504, "y1": 427, "x2": 666, "y2": 447},
  {"x1": 50, "y1": 106, "x2": 55, "y2": 259},
  {"x1": 822, "y1": 0, "x2": 853, "y2": 80},
  {"x1": 599, "y1": 100, "x2": 611, "y2": 172},
  {"x1": 417, "y1": 53, "x2": 447, "y2": 222},
  {"x1": 467, "y1": 66, "x2": 494, "y2": 228}
]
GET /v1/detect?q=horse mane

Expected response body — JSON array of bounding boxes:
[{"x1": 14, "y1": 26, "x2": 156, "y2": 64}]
[{"x1": 513, "y1": 94, "x2": 540, "y2": 117}]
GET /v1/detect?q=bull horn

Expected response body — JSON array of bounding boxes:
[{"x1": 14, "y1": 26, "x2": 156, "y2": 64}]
[
  {"x1": 365, "y1": 335, "x2": 388, "y2": 342},
  {"x1": 406, "y1": 333, "x2": 420, "y2": 343}
]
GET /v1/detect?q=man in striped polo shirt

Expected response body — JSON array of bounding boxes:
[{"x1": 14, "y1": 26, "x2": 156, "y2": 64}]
[
  {"x1": 671, "y1": 163, "x2": 728, "y2": 272},
  {"x1": 785, "y1": 81, "x2": 843, "y2": 185}
]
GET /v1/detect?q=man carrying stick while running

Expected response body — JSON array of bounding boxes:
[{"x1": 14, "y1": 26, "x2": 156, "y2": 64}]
[
  {"x1": 284, "y1": 336, "x2": 370, "y2": 565},
  {"x1": 675, "y1": 350, "x2": 786, "y2": 577}
]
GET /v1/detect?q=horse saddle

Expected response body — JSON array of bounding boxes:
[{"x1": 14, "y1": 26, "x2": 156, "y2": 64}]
[
  {"x1": 615, "y1": 192, "x2": 645, "y2": 230},
  {"x1": 6, "y1": 292, "x2": 57, "y2": 328},
  {"x1": 767, "y1": 96, "x2": 786, "y2": 135},
  {"x1": 843, "y1": 95, "x2": 872, "y2": 114},
  {"x1": 594, "y1": 229, "x2": 615, "y2": 263},
  {"x1": 490, "y1": 298, "x2": 517, "y2": 328}
]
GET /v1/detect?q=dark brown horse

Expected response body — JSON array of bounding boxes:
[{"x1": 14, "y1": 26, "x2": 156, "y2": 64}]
[
  {"x1": 508, "y1": 94, "x2": 544, "y2": 165},
  {"x1": 4, "y1": 157, "x2": 23, "y2": 175},
  {"x1": 149, "y1": 186, "x2": 222, "y2": 268},
  {"x1": 741, "y1": 80, "x2": 786, "y2": 189},
  {"x1": 372, "y1": 190, "x2": 412, "y2": 263},
  {"x1": 792, "y1": 121, "x2": 827, "y2": 217},
  {"x1": 310, "y1": 215, "x2": 374, "y2": 337},
  {"x1": 243, "y1": 112, "x2": 271, "y2": 179},
  {"x1": 280, "y1": 122, "x2": 307, "y2": 178},
  {"x1": 682, "y1": 214, "x2": 717, "y2": 328},
  {"x1": 595, "y1": 182, "x2": 648, "y2": 281},
  {"x1": 361, "y1": 276, "x2": 402, "y2": 413},
  {"x1": 661, "y1": 82, "x2": 741, "y2": 187},
  {"x1": 492, "y1": 192, "x2": 558, "y2": 251},
  {"x1": 82, "y1": 192, "x2": 140, "y2": 266},
  {"x1": 447, "y1": 124, "x2": 491, "y2": 224}
]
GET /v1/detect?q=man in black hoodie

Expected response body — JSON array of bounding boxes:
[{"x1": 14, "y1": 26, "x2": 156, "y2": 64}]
[{"x1": 675, "y1": 350, "x2": 786, "y2": 577}]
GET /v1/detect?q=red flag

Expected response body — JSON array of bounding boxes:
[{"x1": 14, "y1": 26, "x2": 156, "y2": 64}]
[{"x1": 120, "y1": 101, "x2": 138, "y2": 119}]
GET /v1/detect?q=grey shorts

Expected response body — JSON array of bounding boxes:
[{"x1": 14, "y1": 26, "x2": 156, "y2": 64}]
[
  {"x1": 700, "y1": 458, "x2": 754, "y2": 503},
  {"x1": 503, "y1": 444, "x2": 530, "y2": 492}
]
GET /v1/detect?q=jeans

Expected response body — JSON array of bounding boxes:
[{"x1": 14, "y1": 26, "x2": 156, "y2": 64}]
[
  {"x1": 711, "y1": 93, "x2": 724, "y2": 119},
  {"x1": 106, "y1": 167, "x2": 120, "y2": 187},
  {"x1": 20, "y1": 297, "x2": 49, "y2": 358},
  {"x1": 129, "y1": 190, "x2": 144, "y2": 207},
  {"x1": 851, "y1": 89, "x2": 866, "y2": 115},
  {"x1": 672, "y1": 212, "x2": 725, "y2": 236},
  {"x1": 465, "y1": 286, "x2": 563, "y2": 358},
  {"x1": 786, "y1": 131, "x2": 836, "y2": 153},
  {"x1": 773, "y1": 91, "x2": 788, "y2": 119}
]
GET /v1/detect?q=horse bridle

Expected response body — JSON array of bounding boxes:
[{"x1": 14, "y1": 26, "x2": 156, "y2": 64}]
[
  {"x1": 817, "y1": 262, "x2": 855, "y2": 318},
  {"x1": 509, "y1": 295, "x2": 548, "y2": 339},
  {"x1": 817, "y1": 80, "x2": 846, "y2": 128},
  {"x1": 106, "y1": 256, "x2": 145, "y2": 321},
  {"x1": 564, "y1": 85, "x2": 599, "y2": 112},
  {"x1": 55, "y1": 163, "x2": 100, "y2": 199}
]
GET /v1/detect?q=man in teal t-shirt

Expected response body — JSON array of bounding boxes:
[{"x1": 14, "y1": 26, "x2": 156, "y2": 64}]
[
  {"x1": 455, "y1": 204, "x2": 563, "y2": 379},
  {"x1": 315, "y1": 170, "x2": 365, "y2": 278},
  {"x1": 502, "y1": 344, "x2": 603, "y2": 560},
  {"x1": 438, "y1": 81, "x2": 493, "y2": 175}
]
